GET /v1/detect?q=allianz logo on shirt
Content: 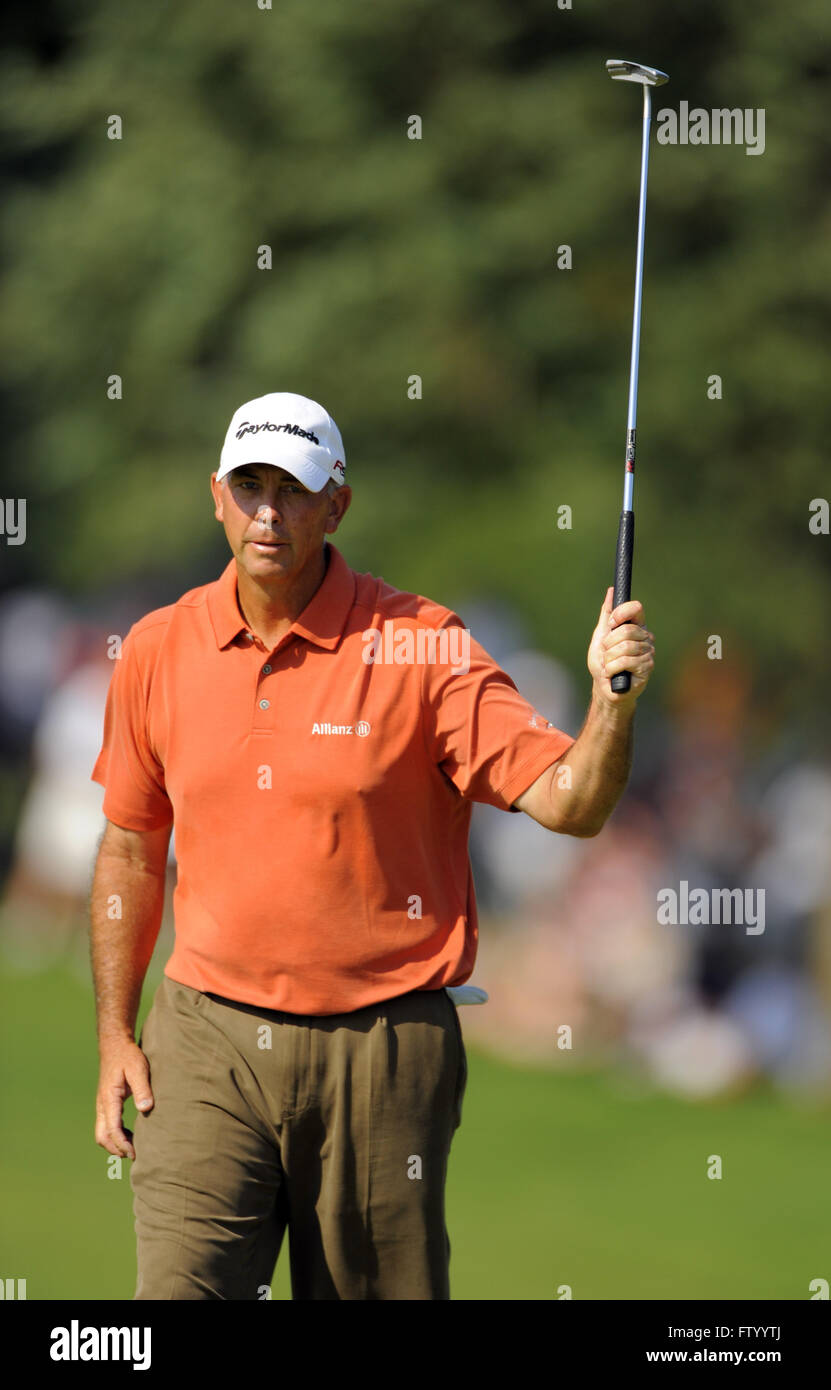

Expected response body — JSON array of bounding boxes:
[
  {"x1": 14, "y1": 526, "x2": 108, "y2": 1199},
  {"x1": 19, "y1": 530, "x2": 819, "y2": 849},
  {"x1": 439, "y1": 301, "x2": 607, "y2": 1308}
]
[{"x1": 312, "y1": 721, "x2": 371, "y2": 737}]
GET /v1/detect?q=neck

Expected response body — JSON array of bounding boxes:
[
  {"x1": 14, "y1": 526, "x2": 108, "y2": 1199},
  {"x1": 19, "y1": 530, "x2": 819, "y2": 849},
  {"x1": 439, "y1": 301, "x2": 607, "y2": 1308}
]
[{"x1": 235, "y1": 544, "x2": 328, "y2": 648}]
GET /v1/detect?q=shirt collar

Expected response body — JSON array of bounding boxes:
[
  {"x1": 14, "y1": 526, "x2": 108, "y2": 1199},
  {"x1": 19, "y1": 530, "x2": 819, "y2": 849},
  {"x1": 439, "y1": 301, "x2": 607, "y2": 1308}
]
[{"x1": 207, "y1": 541, "x2": 356, "y2": 652}]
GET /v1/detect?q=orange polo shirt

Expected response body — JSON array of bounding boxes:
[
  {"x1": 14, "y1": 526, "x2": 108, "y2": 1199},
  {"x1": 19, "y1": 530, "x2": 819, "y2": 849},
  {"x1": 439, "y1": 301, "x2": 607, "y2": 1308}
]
[{"x1": 91, "y1": 541, "x2": 575, "y2": 1015}]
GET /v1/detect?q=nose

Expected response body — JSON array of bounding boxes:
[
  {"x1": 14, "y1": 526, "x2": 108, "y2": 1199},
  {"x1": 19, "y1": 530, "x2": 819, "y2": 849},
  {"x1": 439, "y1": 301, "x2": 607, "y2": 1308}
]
[{"x1": 255, "y1": 502, "x2": 280, "y2": 528}]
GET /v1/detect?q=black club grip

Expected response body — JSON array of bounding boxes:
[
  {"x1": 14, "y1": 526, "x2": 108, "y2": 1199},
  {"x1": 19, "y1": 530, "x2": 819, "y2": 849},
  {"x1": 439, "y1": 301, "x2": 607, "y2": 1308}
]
[{"x1": 611, "y1": 509, "x2": 634, "y2": 693}]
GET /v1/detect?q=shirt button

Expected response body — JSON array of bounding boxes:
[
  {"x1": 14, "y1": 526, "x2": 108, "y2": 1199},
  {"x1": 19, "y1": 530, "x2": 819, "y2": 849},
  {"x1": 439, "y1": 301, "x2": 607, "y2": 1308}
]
[
  {"x1": 262, "y1": 664, "x2": 272, "y2": 675},
  {"x1": 259, "y1": 699, "x2": 270, "y2": 710}
]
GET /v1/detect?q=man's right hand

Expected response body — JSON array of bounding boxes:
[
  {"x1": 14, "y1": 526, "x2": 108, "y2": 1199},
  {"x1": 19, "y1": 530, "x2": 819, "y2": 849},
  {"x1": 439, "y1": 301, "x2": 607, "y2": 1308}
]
[{"x1": 95, "y1": 1039, "x2": 154, "y2": 1160}]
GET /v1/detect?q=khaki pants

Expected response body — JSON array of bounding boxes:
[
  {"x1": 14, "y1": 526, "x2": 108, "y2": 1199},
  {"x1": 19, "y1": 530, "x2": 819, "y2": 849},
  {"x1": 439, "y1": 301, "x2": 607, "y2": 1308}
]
[{"x1": 132, "y1": 975, "x2": 468, "y2": 1300}]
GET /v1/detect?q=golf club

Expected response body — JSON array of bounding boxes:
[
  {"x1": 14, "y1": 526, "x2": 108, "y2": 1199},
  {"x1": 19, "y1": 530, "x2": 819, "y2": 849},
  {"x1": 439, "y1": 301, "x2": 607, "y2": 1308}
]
[{"x1": 605, "y1": 58, "x2": 668, "y2": 692}]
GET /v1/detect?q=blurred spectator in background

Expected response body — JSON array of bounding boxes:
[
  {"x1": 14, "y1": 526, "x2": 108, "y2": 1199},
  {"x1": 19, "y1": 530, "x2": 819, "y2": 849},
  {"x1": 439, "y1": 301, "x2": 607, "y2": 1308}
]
[
  {"x1": 462, "y1": 624, "x2": 831, "y2": 1101},
  {"x1": 0, "y1": 594, "x2": 176, "y2": 964},
  {"x1": 0, "y1": 590, "x2": 75, "y2": 759}
]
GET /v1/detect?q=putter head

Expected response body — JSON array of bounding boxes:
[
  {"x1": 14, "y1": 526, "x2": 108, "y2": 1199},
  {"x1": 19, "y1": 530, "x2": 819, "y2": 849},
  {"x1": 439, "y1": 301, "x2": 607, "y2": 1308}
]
[{"x1": 606, "y1": 58, "x2": 668, "y2": 87}]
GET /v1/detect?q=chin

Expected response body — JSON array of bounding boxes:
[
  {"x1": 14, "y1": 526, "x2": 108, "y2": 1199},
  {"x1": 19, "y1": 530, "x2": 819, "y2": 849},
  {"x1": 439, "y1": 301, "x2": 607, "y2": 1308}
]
[{"x1": 250, "y1": 554, "x2": 292, "y2": 573}]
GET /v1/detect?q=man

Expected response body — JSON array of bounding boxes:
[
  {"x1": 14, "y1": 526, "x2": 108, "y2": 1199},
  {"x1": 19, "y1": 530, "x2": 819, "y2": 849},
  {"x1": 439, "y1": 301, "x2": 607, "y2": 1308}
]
[{"x1": 90, "y1": 391, "x2": 654, "y2": 1300}]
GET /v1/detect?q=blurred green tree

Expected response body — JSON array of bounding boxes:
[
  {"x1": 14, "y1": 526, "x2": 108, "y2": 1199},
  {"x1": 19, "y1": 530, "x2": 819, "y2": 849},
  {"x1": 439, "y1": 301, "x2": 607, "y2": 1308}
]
[{"x1": 0, "y1": 0, "x2": 830, "y2": 719}]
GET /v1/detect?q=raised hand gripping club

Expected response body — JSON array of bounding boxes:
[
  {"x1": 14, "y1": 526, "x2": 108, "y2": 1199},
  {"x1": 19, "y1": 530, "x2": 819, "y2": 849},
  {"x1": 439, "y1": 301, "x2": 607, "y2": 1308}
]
[{"x1": 605, "y1": 59, "x2": 668, "y2": 692}]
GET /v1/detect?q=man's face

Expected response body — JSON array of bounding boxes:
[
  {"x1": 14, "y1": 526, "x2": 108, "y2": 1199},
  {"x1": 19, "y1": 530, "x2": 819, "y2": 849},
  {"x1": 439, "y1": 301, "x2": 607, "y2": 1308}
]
[{"x1": 210, "y1": 463, "x2": 351, "y2": 585}]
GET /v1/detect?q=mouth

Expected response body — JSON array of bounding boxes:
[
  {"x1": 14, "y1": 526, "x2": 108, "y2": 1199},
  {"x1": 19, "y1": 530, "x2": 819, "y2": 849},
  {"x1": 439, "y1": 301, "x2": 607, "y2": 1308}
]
[{"x1": 249, "y1": 539, "x2": 287, "y2": 551}]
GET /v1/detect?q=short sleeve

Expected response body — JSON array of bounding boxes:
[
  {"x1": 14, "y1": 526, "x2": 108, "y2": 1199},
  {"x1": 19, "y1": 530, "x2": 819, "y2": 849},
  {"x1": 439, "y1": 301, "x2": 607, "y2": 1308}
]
[
  {"x1": 90, "y1": 629, "x2": 173, "y2": 831},
  {"x1": 422, "y1": 620, "x2": 576, "y2": 810}
]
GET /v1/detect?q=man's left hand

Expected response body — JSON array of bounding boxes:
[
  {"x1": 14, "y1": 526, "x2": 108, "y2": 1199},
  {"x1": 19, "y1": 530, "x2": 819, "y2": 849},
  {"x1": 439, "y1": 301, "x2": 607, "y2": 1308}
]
[{"x1": 587, "y1": 587, "x2": 655, "y2": 709}]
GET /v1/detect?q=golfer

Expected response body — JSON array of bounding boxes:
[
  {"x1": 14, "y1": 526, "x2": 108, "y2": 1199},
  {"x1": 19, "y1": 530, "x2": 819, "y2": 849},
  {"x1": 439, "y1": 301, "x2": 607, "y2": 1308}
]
[{"x1": 90, "y1": 391, "x2": 654, "y2": 1300}]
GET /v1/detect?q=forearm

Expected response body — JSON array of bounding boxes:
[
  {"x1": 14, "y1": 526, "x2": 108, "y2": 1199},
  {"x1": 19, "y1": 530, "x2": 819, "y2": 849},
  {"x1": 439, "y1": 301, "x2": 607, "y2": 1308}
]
[
  {"x1": 551, "y1": 686, "x2": 634, "y2": 836},
  {"x1": 89, "y1": 850, "x2": 166, "y2": 1044}
]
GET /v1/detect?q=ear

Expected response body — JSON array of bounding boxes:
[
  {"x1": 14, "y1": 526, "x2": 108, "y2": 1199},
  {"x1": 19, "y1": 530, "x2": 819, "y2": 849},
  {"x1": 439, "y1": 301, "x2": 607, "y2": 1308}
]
[
  {"x1": 210, "y1": 472, "x2": 224, "y2": 522},
  {"x1": 324, "y1": 484, "x2": 352, "y2": 534}
]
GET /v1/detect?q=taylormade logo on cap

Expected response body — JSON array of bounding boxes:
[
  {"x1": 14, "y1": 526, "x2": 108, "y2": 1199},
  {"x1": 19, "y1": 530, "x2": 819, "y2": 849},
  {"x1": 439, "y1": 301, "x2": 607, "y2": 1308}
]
[
  {"x1": 235, "y1": 421, "x2": 321, "y2": 445},
  {"x1": 217, "y1": 392, "x2": 346, "y2": 494}
]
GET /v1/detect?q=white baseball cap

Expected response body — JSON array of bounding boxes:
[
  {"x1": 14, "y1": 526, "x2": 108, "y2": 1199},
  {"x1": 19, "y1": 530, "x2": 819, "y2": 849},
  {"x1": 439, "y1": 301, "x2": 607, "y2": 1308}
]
[{"x1": 217, "y1": 392, "x2": 346, "y2": 492}]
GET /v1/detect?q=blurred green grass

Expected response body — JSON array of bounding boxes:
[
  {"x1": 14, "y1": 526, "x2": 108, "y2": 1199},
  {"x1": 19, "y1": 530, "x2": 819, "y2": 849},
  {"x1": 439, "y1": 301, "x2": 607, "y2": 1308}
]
[{"x1": 1, "y1": 955, "x2": 828, "y2": 1300}]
